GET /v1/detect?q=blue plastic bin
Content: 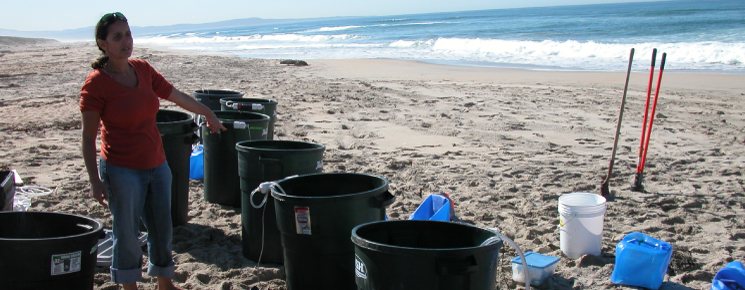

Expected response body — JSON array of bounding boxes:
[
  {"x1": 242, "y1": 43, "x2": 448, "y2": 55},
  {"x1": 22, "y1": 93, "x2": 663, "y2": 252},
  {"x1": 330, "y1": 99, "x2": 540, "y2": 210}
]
[
  {"x1": 189, "y1": 144, "x2": 204, "y2": 180},
  {"x1": 711, "y1": 261, "x2": 745, "y2": 290},
  {"x1": 611, "y1": 232, "x2": 673, "y2": 290},
  {"x1": 510, "y1": 252, "x2": 560, "y2": 285},
  {"x1": 409, "y1": 194, "x2": 451, "y2": 221}
]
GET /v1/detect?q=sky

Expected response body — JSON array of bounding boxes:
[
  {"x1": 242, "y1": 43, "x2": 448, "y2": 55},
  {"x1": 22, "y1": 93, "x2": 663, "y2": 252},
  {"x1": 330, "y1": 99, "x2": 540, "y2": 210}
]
[{"x1": 1, "y1": 0, "x2": 659, "y2": 32}]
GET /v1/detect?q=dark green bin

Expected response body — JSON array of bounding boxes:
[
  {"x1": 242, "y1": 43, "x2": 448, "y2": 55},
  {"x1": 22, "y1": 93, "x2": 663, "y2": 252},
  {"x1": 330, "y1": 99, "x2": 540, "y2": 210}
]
[
  {"x1": 352, "y1": 220, "x2": 503, "y2": 290},
  {"x1": 221, "y1": 97, "x2": 279, "y2": 140},
  {"x1": 194, "y1": 89, "x2": 243, "y2": 110},
  {"x1": 156, "y1": 109, "x2": 198, "y2": 226},
  {"x1": 202, "y1": 111, "x2": 270, "y2": 207},
  {"x1": 272, "y1": 173, "x2": 395, "y2": 290},
  {"x1": 1, "y1": 171, "x2": 14, "y2": 212},
  {"x1": 236, "y1": 140, "x2": 325, "y2": 264}
]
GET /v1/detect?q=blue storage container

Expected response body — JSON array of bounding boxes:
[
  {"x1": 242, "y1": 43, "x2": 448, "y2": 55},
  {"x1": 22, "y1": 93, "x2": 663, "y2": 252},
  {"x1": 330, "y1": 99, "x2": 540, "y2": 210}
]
[
  {"x1": 409, "y1": 194, "x2": 452, "y2": 221},
  {"x1": 611, "y1": 232, "x2": 673, "y2": 290},
  {"x1": 711, "y1": 261, "x2": 745, "y2": 290},
  {"x1": 510, "y1": 252, "x2": 560, "y2": 285},
  {"x1": 189, "y1": 144, "x2": 204, "y2": 180}
]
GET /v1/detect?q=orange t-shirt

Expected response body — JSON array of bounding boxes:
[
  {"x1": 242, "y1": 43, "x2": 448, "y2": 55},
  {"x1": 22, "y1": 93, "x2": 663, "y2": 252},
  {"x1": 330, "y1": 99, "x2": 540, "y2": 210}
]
[{"x1": 79, "y1": 59, "x2": 174, "y2": 170}]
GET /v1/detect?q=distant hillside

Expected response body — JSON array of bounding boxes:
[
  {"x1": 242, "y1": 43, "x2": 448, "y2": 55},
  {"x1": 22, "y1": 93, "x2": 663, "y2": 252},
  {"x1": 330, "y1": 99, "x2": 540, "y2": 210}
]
[
  {"x1": 0, "y1": 27, "x2": 92, "y2": 41},
  {"x1": 0, "y1": 16, "x2": 351, "y2": 41},
  {"x1": 0, "y1": 36, "x2": 58, "y2": 45}
]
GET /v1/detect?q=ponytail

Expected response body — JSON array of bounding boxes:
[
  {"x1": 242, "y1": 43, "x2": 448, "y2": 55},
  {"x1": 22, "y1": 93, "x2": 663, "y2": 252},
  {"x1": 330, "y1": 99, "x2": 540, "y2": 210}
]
[{"x1": 91, "y1": 55, "x2": 108, "y2": 69}]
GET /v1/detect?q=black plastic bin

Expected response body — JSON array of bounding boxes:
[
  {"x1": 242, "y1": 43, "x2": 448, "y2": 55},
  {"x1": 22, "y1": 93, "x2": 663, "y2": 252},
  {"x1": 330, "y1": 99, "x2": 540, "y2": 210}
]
[
  {"x1": 352, "y1": 220, "x2": 503, "y2": 290},
  {"x1": 272, "y1": 173, "x2": 395, "y2": 290},
  {"x1": 156, "y1": 110, "x2": 198, "y2": 226},
  {"x1": 0, "y1": 211, "x2": 103, "y2": 290},
  {"x1": 203, "y1": 111, "x2": 270, "y2": 207},
  {"x1": 193, "y1": 89, "x2": 243, "y2": 111},
  {"x1": 221, "y1": 97, "x2": 279, "y2": 140},
  {"x1": 236, "y1": 140, "x2": 325, "y2": 264},
  {"x1": 1, "y1": 171, "x2": 14, "y2": 211}
]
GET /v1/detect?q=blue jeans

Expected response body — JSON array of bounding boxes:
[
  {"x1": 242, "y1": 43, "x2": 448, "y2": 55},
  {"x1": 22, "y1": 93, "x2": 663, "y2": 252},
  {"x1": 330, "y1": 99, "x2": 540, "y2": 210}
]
[{"x1": 99, "y1": 158, "x2": 175, "y2": 284}]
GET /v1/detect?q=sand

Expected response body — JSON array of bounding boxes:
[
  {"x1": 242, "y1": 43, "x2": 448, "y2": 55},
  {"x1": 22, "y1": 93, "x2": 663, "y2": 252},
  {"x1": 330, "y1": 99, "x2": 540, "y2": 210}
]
[{"x1": 1, "y1": 37, "x2": 744, "y2": 290}]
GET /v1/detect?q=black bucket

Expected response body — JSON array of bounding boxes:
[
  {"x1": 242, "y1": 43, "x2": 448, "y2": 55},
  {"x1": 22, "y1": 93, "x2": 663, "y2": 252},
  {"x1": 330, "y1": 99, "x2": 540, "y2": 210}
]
[
  {"x1": 236, "y1": 140, "x2": 325, "y2": 264},
  {"x1": 203, "y1": 111, "x2": 270, "y2": 207},
  {"x1": 156, "y1": 110, "x2": 198, "y2": 227},
  {"x1": 272, "y1": 173, "x2": 395, "y2": 290},
  {"x1": 221, "y1": 97, "x2": 279, "y2": 140},
  {"x1": 1, "y1": 171, "x2": 14, "y2": 211},
  {"x1": 194, "y1": 89, "x2": 244, "y2": 110},
  {"x1": 352, "y1": 220, "x2": 503, "y2": 290},
  {"x1": 0, "y1": 211, "x2": 103, "y2": 290}
]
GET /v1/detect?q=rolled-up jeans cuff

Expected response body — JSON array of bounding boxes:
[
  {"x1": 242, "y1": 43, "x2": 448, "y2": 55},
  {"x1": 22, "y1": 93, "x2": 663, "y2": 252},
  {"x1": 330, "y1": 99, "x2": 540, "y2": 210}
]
[
  {"x1": 111, "y1": 267, "x2": 142, "y2": 284},
  {"x1": 147, "y1": 261, "x2": 175, "y2": 278}
]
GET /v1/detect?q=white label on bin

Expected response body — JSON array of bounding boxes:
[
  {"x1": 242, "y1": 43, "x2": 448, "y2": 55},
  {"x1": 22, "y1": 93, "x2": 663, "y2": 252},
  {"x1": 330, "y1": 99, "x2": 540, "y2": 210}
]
[
  {"x1": 295, "y1": 207, "x2": 311, "y2": 235},
  {"x1": 315, "y1": 161, "x2": 323, "y2": 170},
  {"x1": 51, "y1": 251, "x2": 82, "y2": 276},
  {"x1": 355, "y1": 255, "x2": 368, "y2": 280}
]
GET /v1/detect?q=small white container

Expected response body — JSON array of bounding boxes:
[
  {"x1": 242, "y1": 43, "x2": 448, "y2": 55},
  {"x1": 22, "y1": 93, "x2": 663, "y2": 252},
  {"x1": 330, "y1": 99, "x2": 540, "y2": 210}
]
[{"x1": 511, "y1": 252, "x2": 560, "y2": 286}]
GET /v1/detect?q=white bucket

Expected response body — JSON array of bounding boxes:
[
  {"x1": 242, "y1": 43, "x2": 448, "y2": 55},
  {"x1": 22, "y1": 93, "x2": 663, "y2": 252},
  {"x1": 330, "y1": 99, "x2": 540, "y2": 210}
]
[{"x1": 558, "y1": 192, "x2": 606, "y2": 259}]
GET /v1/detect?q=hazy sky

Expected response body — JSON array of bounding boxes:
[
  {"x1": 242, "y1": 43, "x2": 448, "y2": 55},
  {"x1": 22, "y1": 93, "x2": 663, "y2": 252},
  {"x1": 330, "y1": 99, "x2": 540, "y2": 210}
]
[{"x1": 2, "y1": 0, "x2": 659, "y2": 31}]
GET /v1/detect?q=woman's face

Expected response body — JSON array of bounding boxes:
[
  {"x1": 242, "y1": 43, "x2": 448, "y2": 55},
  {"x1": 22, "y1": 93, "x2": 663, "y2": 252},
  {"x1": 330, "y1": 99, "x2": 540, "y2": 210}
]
[{"x1": 97, "y1": 20, "x2": 133, "y2": 60}]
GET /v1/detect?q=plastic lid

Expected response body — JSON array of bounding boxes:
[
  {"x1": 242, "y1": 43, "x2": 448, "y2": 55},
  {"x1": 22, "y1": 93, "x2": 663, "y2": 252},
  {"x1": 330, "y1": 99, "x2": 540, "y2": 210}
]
[{"x1": 510, "y1": 252, "x2": 560, "y2": 269}]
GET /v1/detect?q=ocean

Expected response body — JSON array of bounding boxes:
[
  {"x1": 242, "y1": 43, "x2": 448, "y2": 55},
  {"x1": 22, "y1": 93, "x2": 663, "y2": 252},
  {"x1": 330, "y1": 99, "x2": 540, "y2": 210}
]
[{"x1": 135, "y1": 0, "x2": 745, "y2": 73}]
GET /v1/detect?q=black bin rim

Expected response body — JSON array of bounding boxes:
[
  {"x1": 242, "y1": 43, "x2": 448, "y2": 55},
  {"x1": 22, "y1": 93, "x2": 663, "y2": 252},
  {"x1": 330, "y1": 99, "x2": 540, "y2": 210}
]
[
  {"x1": 156, "y1": 109, "x2": 194, "y2": 124},
  {"x1": 351, "y1": 220, "x2": 502, "y2": 255},
  {"x1": 220, "y1": 97, "x2": 279, "y2": 105},
  {"x1": 236, "y1": 140, "x2": 325, "y2": 153},
  {"x1": 0, "y1": 211, "x2": 103, "y2": 242},
  {"x1": 212, "y1": 111, "x2": 271, "y2": 122},
  {"x1": 193, "y1": 89, "x2": 244, "y2": 96},
  {"x1": 271, "y1": 172, "x2": 388, "y2": 201}
]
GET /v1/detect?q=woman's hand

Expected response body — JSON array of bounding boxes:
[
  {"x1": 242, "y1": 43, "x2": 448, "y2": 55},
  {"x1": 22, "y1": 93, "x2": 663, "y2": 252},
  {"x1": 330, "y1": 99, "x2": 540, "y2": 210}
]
[
  {"x1": 90, "y1": 179, "x2": 108, "y2": 207},
  {"x1": 168, "y1": 88, "x2": 227, "y2": 133},
  {"x1": 203, "y1": 111, "x2": 226, "y2": 133}
]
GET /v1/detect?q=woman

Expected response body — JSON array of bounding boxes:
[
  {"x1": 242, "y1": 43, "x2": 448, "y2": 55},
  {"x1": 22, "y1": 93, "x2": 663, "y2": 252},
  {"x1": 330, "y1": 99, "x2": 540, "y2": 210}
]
[{"x1": 80, "y1": 12, "x2": 225, "y2": 290}]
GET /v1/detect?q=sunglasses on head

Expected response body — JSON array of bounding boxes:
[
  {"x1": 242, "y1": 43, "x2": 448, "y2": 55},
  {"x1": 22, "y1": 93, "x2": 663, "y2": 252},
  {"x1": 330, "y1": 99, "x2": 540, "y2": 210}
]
[{"x1": 100, "y1": 12, "x2": 127, "y2": 22}]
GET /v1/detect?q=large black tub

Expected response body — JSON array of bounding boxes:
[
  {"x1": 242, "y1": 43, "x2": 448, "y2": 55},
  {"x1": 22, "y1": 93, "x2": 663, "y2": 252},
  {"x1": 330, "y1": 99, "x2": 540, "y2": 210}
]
[{"x1": 0, "y1": 211, "x2": 103, "y2": 290}]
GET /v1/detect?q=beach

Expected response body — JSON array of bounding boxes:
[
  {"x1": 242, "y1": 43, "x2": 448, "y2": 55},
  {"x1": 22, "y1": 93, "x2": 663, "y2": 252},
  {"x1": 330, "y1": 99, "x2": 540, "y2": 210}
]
[{"x1": 1, "y1": 38, "x2": 744, "y2": 289}]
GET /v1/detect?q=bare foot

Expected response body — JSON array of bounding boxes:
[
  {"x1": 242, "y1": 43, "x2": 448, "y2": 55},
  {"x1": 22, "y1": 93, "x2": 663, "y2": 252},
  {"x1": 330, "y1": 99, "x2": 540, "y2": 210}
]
[{"x1": 157, "y1": 277, "x2": 184, "y2": 290}]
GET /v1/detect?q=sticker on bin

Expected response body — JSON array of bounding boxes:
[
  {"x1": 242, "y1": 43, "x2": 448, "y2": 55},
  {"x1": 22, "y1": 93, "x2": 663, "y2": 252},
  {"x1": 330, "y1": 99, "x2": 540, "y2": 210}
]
[
  {"x1": 510, "y1": 251, "x2": 560, "y2": 286},
  {"x1": 355, "y1": 255, "x2": 368, "y2": 280},
  {"x1": 295, "y1": 207, "x2": 312, "y2": 235},
  {"x1": 51, "y1": 251, "x2": 82, "y2": 275}
]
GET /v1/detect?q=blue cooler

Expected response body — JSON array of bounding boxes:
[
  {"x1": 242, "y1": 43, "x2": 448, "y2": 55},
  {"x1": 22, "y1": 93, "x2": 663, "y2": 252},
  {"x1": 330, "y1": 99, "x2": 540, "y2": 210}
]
[{"x1": 611, "y1": 232, "x2": 673, "y2": 290}]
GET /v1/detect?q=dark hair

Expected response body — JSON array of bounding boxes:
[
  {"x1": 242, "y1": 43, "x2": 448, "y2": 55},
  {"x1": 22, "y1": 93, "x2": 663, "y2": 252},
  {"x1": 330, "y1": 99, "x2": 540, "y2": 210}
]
[{"x1": 91, "y1": 13, "x2": 128, "y2": 69}]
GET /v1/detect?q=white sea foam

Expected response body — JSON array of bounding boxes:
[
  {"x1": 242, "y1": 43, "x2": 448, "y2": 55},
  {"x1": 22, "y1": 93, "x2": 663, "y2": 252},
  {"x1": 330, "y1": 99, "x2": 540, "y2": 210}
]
[
  {"x1": 316, "y1": 25, "x2": 362, "y2": 32},
  {"x1": 428, "y1": 38, "x2": 745, "y2": 71},
  {"x1": 389, "y1": 39, "x2": 435, "y2": 48},
  {"x1": 137, "y1": 34, "x2": 745, "y2": 72}
]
